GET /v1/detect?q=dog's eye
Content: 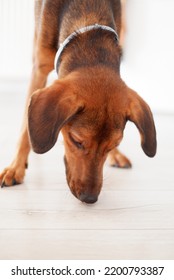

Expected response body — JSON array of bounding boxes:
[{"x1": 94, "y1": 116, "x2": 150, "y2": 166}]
[
  {"x1": 73, "y1": 140, "x2": 84, "y2": 149},
  {"x1": 69, "y1": 133, "x2": 84, "y2": 149}
]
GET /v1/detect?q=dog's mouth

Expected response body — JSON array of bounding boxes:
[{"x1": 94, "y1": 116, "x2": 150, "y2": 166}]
[{"x1": 63, "y1": 155, "x2": 99, "y2": 204}]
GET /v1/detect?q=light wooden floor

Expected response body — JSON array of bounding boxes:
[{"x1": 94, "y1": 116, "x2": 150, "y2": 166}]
[{"x1": 0, "y1": 89, "x2": 174, "y2": 260}]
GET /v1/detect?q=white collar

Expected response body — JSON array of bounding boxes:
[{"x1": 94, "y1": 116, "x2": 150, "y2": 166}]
[{"x1": 54, "y1": 24, "x2": 119, "y2": 74}]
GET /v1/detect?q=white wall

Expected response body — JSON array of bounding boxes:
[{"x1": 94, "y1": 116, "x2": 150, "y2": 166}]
[
  {"x1": 0, "y1": 0, "x2": 174, "y2": 113},
  {"x1": 121, "y1": 0, "x2": 174, "y2": 113},
  {"x1": 0, "y1": 0, "x2": 34, "y2": 80}
]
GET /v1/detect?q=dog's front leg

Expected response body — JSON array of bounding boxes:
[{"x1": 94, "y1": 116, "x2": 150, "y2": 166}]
[
  {"x1": 0, "y1": 47, "x2": 55, "y2": 187},
  {"x1": 108, "y1": 147, "x2": 132, "y2": 168}
]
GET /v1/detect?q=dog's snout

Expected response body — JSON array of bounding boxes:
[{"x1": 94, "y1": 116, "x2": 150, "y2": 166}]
[{"x1": 79, "y1": 193, "x2": 98, "y2": 204}]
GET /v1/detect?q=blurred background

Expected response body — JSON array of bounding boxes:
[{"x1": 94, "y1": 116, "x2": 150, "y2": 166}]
[{"x1": 0, "y1": 0, "x2": 174, "y2": 113}]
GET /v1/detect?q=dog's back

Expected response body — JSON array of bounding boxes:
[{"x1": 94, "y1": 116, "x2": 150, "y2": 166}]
[
  {"x1": 59, "y1": 0, "x2": 121, "y2": 41},
  {"x1": 35, "y1": 0, "x2": 121, "y2": 49}
]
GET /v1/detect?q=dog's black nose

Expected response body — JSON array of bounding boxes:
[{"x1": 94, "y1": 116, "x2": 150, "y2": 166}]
[{"x1": 79, "y1": 193, "x2": 98, "y2": 204}]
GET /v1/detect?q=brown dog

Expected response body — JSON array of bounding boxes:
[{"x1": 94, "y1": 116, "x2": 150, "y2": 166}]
[{"x1": 0, "y1": 0, "x2": 156, "y2": 203}]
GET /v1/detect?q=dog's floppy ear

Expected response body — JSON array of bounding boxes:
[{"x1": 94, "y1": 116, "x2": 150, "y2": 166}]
[
  {"x1": 126, "y1": 88, "x2": 157, "y2": 157},
  {"x1": 28, "y1": 80, "x2": 84, "y2": 154}
]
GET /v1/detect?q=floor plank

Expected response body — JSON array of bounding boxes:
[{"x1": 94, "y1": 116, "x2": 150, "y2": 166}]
[{"x1": 0, "y1": 229, "x2": 173, "y2": 260}]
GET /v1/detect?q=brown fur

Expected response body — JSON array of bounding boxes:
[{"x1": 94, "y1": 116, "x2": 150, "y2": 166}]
[{"x1": 0, "y1": 0, "x2": 156, "y2": 204}]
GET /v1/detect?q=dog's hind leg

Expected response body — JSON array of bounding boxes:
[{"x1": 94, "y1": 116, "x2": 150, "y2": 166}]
[{"x1": 108, "y1": 147, "x2": 132, "y2": 168}]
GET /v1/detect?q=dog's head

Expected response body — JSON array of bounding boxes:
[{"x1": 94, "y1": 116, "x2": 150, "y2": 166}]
[{"x1": 28, "y1": 69, "x2": 156, "y2": 203}]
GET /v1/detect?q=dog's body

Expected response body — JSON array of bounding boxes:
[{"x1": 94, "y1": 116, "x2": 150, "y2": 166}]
[{"x1": 0, "y1": 0, "x2": 156, "y2": 203}]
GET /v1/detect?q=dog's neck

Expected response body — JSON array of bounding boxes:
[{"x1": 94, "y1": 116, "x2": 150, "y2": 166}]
[{"x1": 54, "y1": 24, "x2": 119, "y2": 74}]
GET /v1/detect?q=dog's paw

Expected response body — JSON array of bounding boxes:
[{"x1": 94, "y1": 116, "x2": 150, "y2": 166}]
[
  {"x1": 0, "y1": 164, "x2": 26, "y2": 187},
  {"x1": 108, "y1": 148, "x2": 132, "y2": 168}
]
